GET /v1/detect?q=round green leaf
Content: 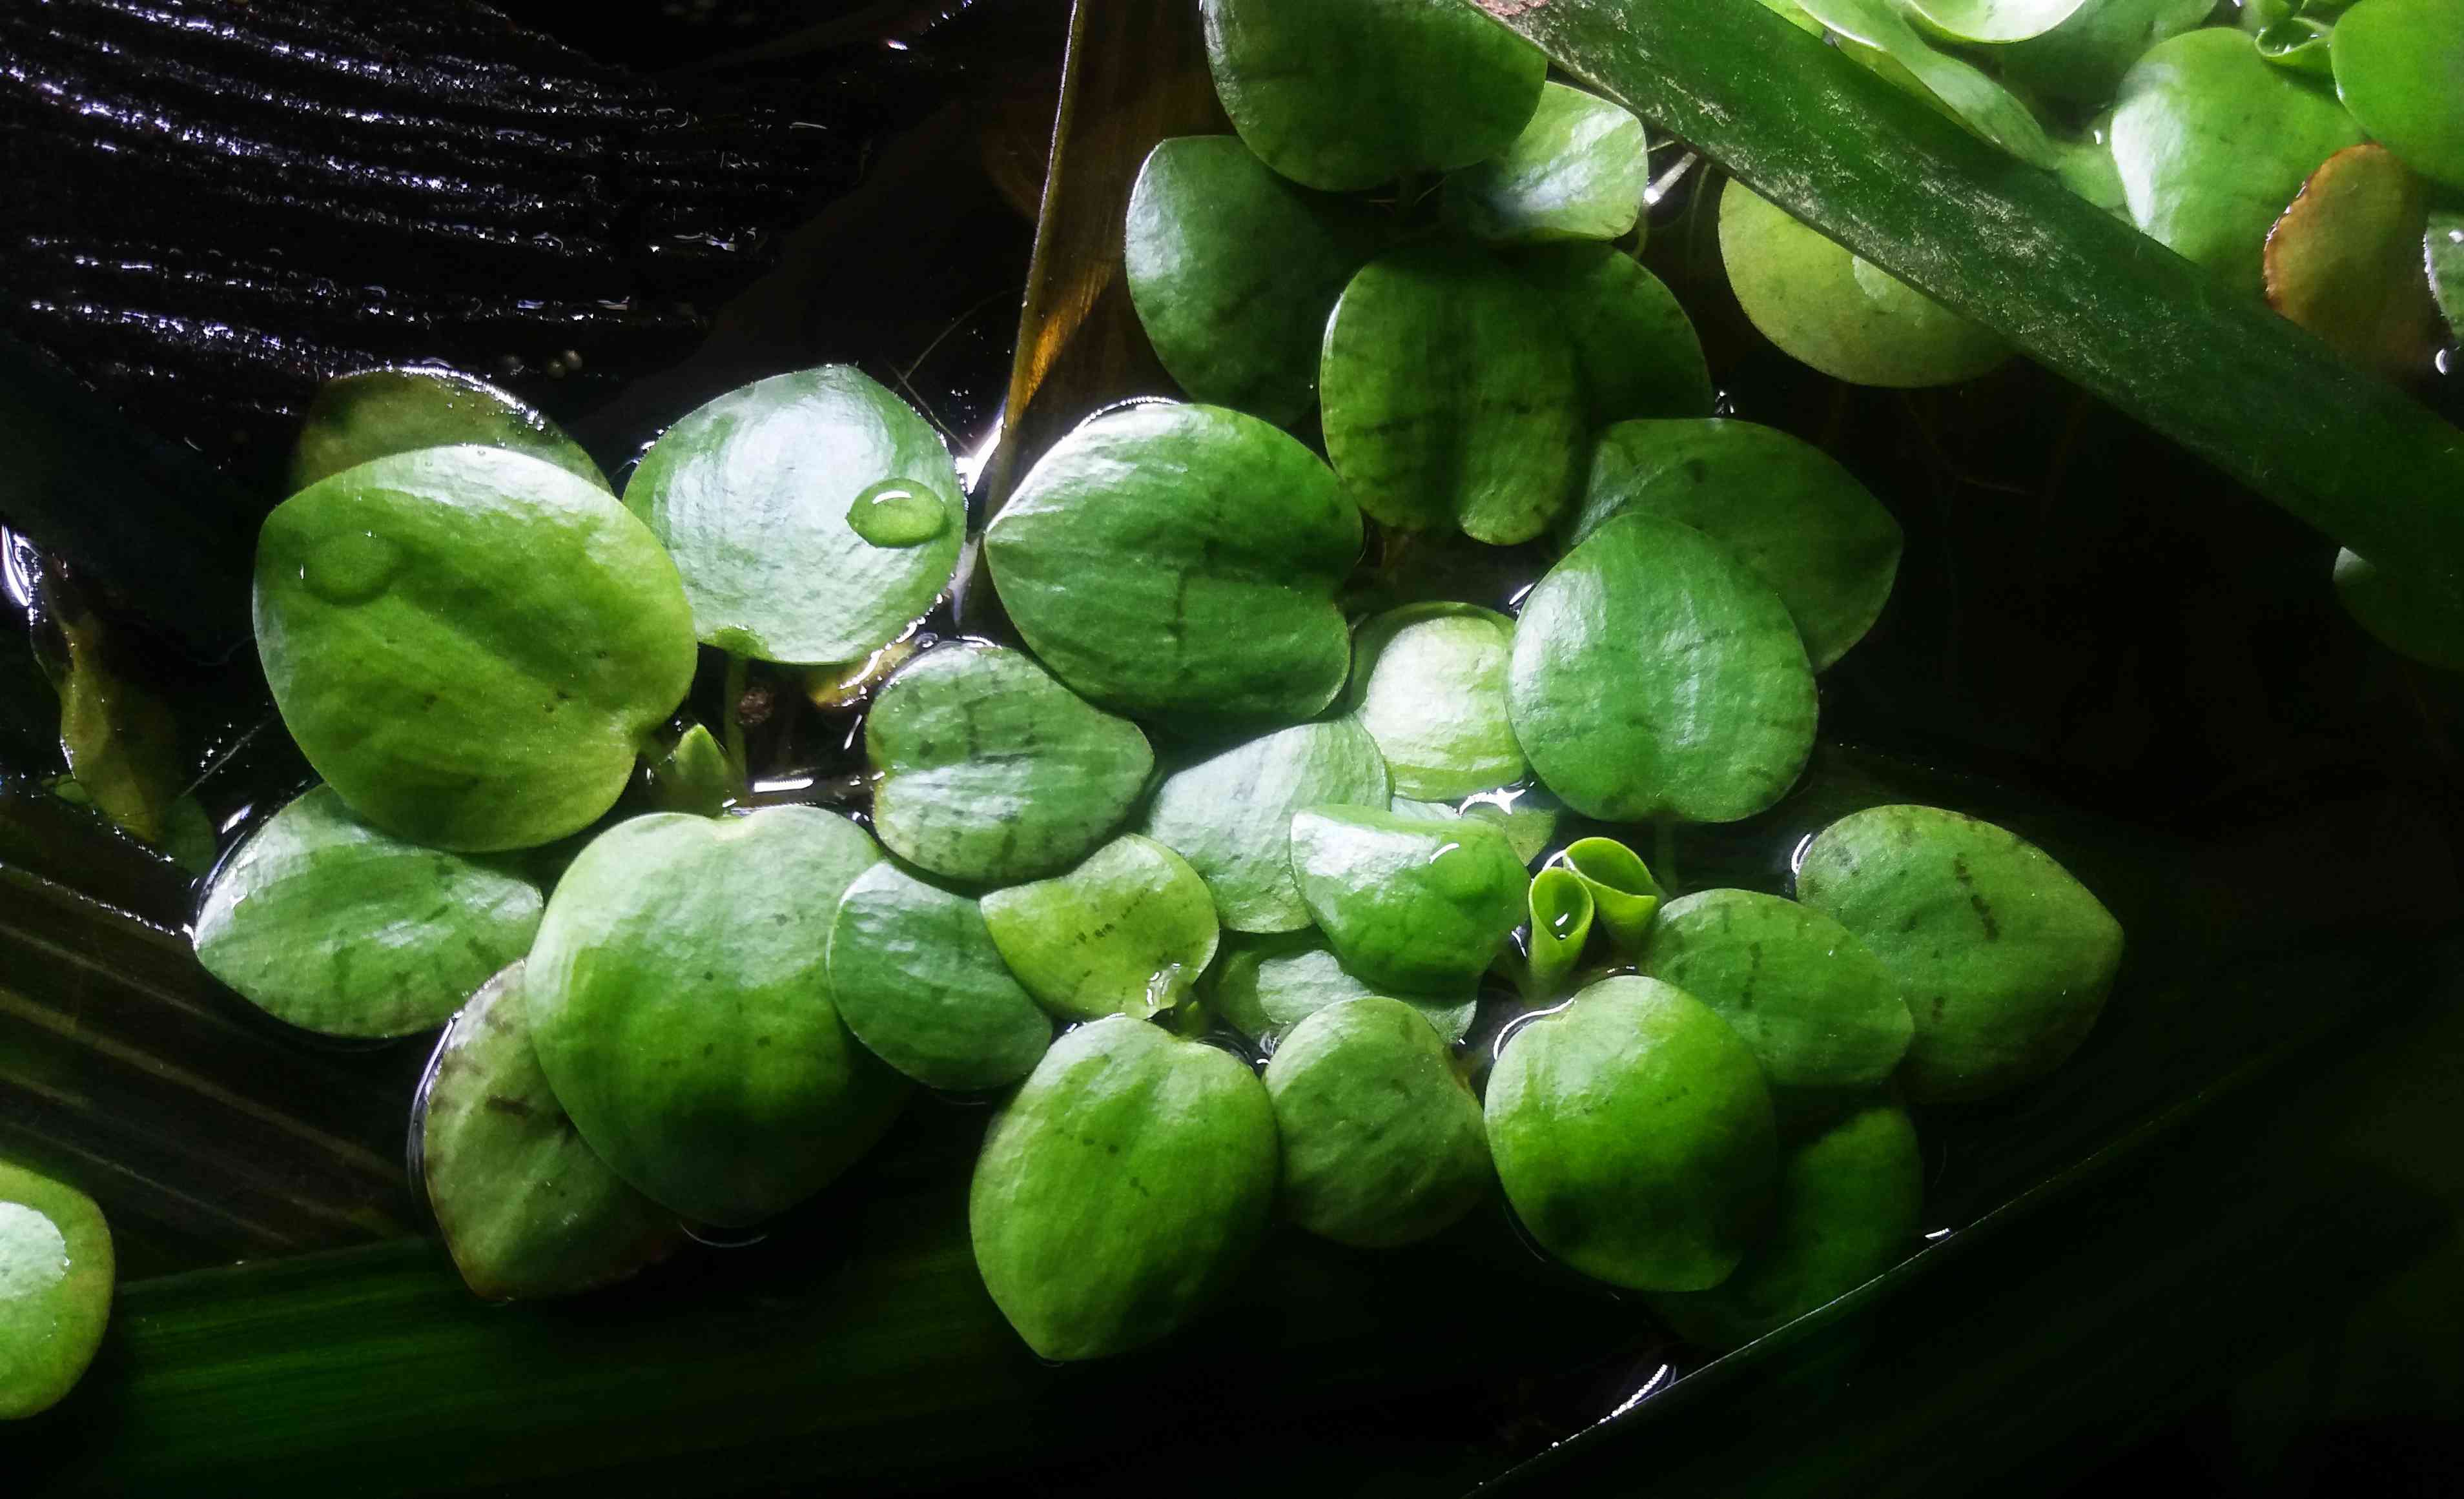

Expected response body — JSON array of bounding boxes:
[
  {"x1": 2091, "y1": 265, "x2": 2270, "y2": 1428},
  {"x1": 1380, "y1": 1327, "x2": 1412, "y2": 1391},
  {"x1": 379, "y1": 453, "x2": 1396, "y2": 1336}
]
[
  {"x1": 418, "y1": 961, "x2": 683, "y2": 1301},
  {"x1": 1125, "y1": 136, "x2": 1390, "y2": 426},
  {"x1": 2333, "y1": 547, "x2": 2464, "y2": 671},
  {"x1": 1390, "y1": 785, "x2": 1563, "y2": 866},
  {"x1": 980, "y1": 835, "x2": 1222, "y2": 1023},
  {"x1": 1442, "y1": 81, "x2": 1649, "y2": 246},
  {"x1": 1508, "y1": 511, "x2": 1817, "y2": 824},
  {"x1": 254, "y1": 445, "x2": 698, "y2": 852},
  {"x1": 1142, "y1": 718, "x2": 1391, "y2": 933},
  {"x1": 290, "y1": 366, "x2": 608, "y2": 496},
  {"x1": 866, "y1": 644, "x2": 1155, "y2": 886},
  {"x1": 826, "y1": 864, "x2": 1054, "y2": 1092},
  {"x1": 2110, "y1": 28, "x2": 2369, "y2": 298},
  {"x1": 1320, "y1": 243, "x2": 1586, "y2": 545},
  {"x1": 1264, "y1": 996, "x2": 1490, "y2": 1249},
  {"x1": 1211, "y1": 930, "x2": 1476, "y2": 1044},
  {"x1": 623, "y1": 366, "x2": 963, "y2": 666},
  {"x1": 1641, "y1": 888, "x2": 1914, "y2": 1092},
  {"x1": 1486, "y1": 975, "x2": 1778, "y2": 1292},
  {"x1": 2002, "y1": 0, "x2": 2213, "y2": 106},
  {"x1": 1288, "y1": 806, "x2": 1526, "y2": 993},
  {"x1": 970, "y1": 1015, "x2": 1278, "y2": 1361},
  {"x1": 1344, "y1": 603, "x2": 1524, "y2": 801},
  {"x1": 2332, "y1": 0, "x2": 2464, "y2": 189},
  {"x1": 1648, "y1": 1101, "x2": 1921, "y2": 1350},
  {"x1": 1902, "y1": 0, "x2": 2090, "y2": 44},
  {"x1": 1795, "y1": 804, "x2": 2124, "y2": 1102},
  {"x1": 1568, "y1": 419, "x2": 1903, "y2": 671},
  {"x1": 1199, "y1": 0, "x2": 1547, "y2": 192},
  {"x1": 1719, "y1": 180, "x2": 2009, "y2": 389},
  {"x1": 1506, "y1": 243, "x2": 1716, "y2": 425},
  {"x1": 0, "y1": 1159, "x2": 111, "y2": 1421},
  {"x1": 1800, "y1": 0, "x2": 2063, "y2": 165},
  {"x1": 985, "y1": 402, "x2": 1360, "y2": 724},
  {"x1": 193, "y1": 786, "x2": 542, "y2": 1039},
  {"x1": 528, "y1": 808, "x2": 909, "y2": 1227}
]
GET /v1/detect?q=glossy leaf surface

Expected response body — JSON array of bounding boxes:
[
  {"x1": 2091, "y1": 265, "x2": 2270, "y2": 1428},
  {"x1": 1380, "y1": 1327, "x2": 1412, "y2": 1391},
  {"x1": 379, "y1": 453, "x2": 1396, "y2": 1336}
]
[
  {"x1": 980, "y1": 835, "x2": 1222, "y2": 1022},
  {"x1": 826, "y1": 864, "x2": 1054, "y2": 1092},
  {"x1": 1142, "y1": 717, "x2": 1391, "y2": 933}
]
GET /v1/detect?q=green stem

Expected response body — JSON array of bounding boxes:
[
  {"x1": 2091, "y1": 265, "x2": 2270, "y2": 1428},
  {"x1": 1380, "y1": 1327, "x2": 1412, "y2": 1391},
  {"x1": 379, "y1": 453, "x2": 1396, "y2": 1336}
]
[{"x1": 1655, "y1": 819, "x2": 1681, "y2": 899}]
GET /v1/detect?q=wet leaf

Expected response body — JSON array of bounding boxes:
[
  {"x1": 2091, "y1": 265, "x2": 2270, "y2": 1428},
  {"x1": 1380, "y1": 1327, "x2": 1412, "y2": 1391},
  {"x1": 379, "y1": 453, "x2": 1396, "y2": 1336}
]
[
  {"x1": 1198, "y1": 0, "x2": 1546, "y2": 191},
  {"x1": 1719, "y1": 181, "x2": 2009, "y2": 389},
  {"x1": 1288, "y1": 806, "x2": 1526, "y2": 993},
  {"x1": 1506, "y1": 243, "x2": 1717, "y2": 424},
  {"x1": 1903, "y1": 0, "x2": 2091, "y2": 43},
  {"x1": 1264, "y1": 996, "x2": 1490, "y2": 1249},
  {"x1": 193, "y1": 786, "x2": 542, "y2": 1039},
  {"x1": 1568, "y1": 419, "x2": 1902, "y2": 671},
  {"x1": 2332, "y1": 547, "x2": 2464, "y2": 670},
  {"x1": 1442, "y1": 81, "x2": 1650, "y2": 247},
  {"x1": 255, "y1": 445, "x2": 697, "y2": 853},
  {"x1": 2430, "y1": 210, "x2": 2464, "y2": 338},
  {"x1": 2110, "y1": 28, "x2": 2368, "y2": 297},
  {"x1": 641, "y1": 723, "x2": 737, "y2": 817},
  {"x1": 527, "y1": 807, "x2": 908, "y2": 1227},
  {"x1": 2332, "y1": 0, "x2": 2464, "y2": 189},
  {"x1": 2265, "y1": 145, "x2": 2443, "y2": 375},
  {"x1": 2255, "y1": 15, "x2": 2340, "y2": 74},
  {"x1": 1321, "y1": 242, "x2": 1586, "y2": 544},
  {"x1": 1543, "y1": 837, "x2": 1664, "y2": 955},
  {"x1": 418, "y1": 962, "x2": 683, "y2": 1301},
  {"x1": 867, "y1": 644, "x2": 1154, "y2": 886},
  {"x1": 985, "y1": 402, "x2": 1360, "y2": 724},
  {"x1": 1125, "y1": 135, "x2": 1390, "y2": 426},
  {"x1": 1486, "y1": 975, "x2": 1777, "y2": 1291},
  {"x1": 1210, "y1": 930, "x2": 1477, "y2": 1043},
  {"x1": 0, "y1": 1157, "x2": 112, "y2": 1420},
  {"x1": 289, "y1": 367, "x2": 608, "y2": 496},
  {"x1": 43, "y1": 594, "x2": 183, "y2": 849},
  {"x1": 1794, "y1": 804, "x2": 2124, "y2": 1102},
  {"x1": 980, "y1": 834, "x2": 1222, "y2": 1022},
  {"x1": 1648, "y1": 1100, "x2": 1922, "y2": 1350},
  {"x1": 826, "y1": 863, "x2": 1054, "y2": 1092},
  {"x1": 1798, "y1": 0, "x2": 2062, "y2": 165},
  {"x1": 1508, "y1": 511, "x2": 1818, "y2": 824},
  {"x1": 1525, "y1": 866, "x2": 1595, "y2": 997},
  {"x1": 1390, "y1": 785, "x2": 1563, "y2": 866},
  {"x1": 1141, "y1": 717, "x2": 1391, "y2": 933},
  {"x1": 1344, "y1": 603, "x2": 1523, "y2": 802},
  {"x1": 624, "y1": 367, "x2": 964, "y2": 667},
  {"x1": 1641, "y1": 888, "x2": 1913, "y2": 1091},
  {"x1": 970, "y1": 1015, "x2": 1277, "y2": 1361}
]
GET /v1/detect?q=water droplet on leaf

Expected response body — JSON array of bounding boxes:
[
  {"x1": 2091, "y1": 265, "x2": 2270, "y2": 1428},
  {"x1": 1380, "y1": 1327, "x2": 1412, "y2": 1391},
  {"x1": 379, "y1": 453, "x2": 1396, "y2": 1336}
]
[{"x1": 847, "y1": 480, "x2": 947, "y2": 547}]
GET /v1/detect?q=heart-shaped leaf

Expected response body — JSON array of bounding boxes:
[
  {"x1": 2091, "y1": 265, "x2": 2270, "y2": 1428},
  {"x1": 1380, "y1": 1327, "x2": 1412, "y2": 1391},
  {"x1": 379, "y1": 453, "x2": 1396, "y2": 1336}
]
[
  {"x1": 1198, "y1": 0, "x2": 1546, "y2": 191},
  {"x1": 1641, "y1": 888, "x2": 1914, "y2": 1091},
  {"x1": 624, "y1": 366, "x2": 963, "y2": 666},
  {"x1": 289, "y1": 366, "x2": 609, "y2": 496},
  {"x1": 2110, "y1": 28, "x2": 2368, "y2": 297},
  {"x1": 417, "y1": 961, "x2": 683, "y2": 1300},
  {"x1": 2332, "y1": 0, "x2": 2464, "y2": 189},
  {"x1": 1486, "y1": 975, "x2": 1778, "y2": 1291},
  {"x1": 970, "y1": 1015, "x2": 1277, "y2": 1361},
  {"x1": 0, "y1": 1159, "x2": 112, "y2": 1420},
  {"x1": 1506, "y1": 243, "x2": 1716, "y2": 424},
  {"x1": 255, "y1": 445, "x2": 697, "y2": 852},
  {"x1": 1125, "y1": 136, "x2": 1390, "y2": 427},
  {"x1": 1568, "y1": 419, "x2": 1903, "y2": 671},
  {"x1": 1288, "y1": 806, "x2": 1526, "y2": 992},
  {"x1": 194, "y1": 786, "x2": 542, "y2": 1038},
  {"x1": 1390, "y1": 786, "x2": 1563, "y2": 866},
  {"x1": 1442, "y1": 81, "x2": 1650, "y2": 246},
  {"x1": 528, "y1": 807, "x2": 909, "y2": 1227},
  {"x1": 867, "y1": 644, "x2": 1154, "y2": 886},
  {"x1": 1525, "y1": 866, "x2": 1596, "y2": 997},
  {"x1": 980, "y1": 834, "x2": 1222, "y2": 1022},
  {"x1": 825, "y1": 863, "x2": 1054, "y2": 1092},
  {"x1": 985, "y1": 402, "x2": 1360, "y2": 724},
  {"x1": 1544, "y1": 836, "x2": 1663, "y2": 955},
  {"x1": 1647, "y1": 1101, "x2": 1920, "y2": 1350},
  {"x1": 1344, "y1": 603, "x2": 1524, "y2": 801},
  {"x1": 1794, "y1": 804, "x2": 2124, "y2": 1102},
  {"x1": 2265, "y1": 145, "x2": 2444, "y2": 375},
  {"x1": 1508, "y1": 511, "x2": 1818, "y2": 824},
  {"x1": 1719, "y1": 181, "x2": 2009, "y2": 389},
  {"x1": 1999, "y1": 0, "x2": 2211, "y2": 106},
  {"x1": 1211, "y1": 930, "x2": 1476, "y2": 1043},
  {"x1": 1141, "y1": 717, "x2": 1391, "y2": 933},
  {"x1": 1264, "y1": 996, "x2": 1490, "y2": 1249},
  {"x1": 1321, "y1": 242, "x2": 1586, "y2": 545}
]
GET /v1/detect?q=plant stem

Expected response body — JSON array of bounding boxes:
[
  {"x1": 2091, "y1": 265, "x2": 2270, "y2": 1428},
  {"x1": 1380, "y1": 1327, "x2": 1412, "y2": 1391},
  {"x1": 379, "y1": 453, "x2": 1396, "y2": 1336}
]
[
  {"x1": 721, "y1": 652, "x2": 750, "y2": 785},
  {"x1": 1655, "y1": 819, "x2": 1681, "y2": 898}
]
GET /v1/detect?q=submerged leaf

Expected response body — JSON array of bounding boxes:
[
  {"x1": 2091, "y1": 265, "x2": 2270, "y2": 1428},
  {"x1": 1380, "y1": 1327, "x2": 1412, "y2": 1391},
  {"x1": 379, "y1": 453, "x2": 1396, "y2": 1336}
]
[
  {"x1": 290, "y1": 367, "x2": 608, "y2": 495},
  {"x1": 1442, "y1": 81, "x2": 1650, "y2": 246},
  {"x1": 1142, "y1": 717, "x2": 1391, "y2": 933},
  {"x1": 194, "y1": 786, "x2": 542, "y2": 1039},
  {"x1": 624, "y1": 367, "x2": 964, "y2": 666},
  {"x1": 43, "y1": 593, "x2": 183, "y2": 849},
  {"x1": 980, "y1": 835, "x2": 1222, "y2": 1022}
]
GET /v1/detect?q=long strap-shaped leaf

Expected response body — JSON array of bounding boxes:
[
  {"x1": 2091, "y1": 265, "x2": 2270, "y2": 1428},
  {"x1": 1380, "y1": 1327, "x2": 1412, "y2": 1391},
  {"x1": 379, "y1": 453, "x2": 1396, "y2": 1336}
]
[{"x1": 1476, "y1": 0, "x2": 2464, "y2": 595}]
